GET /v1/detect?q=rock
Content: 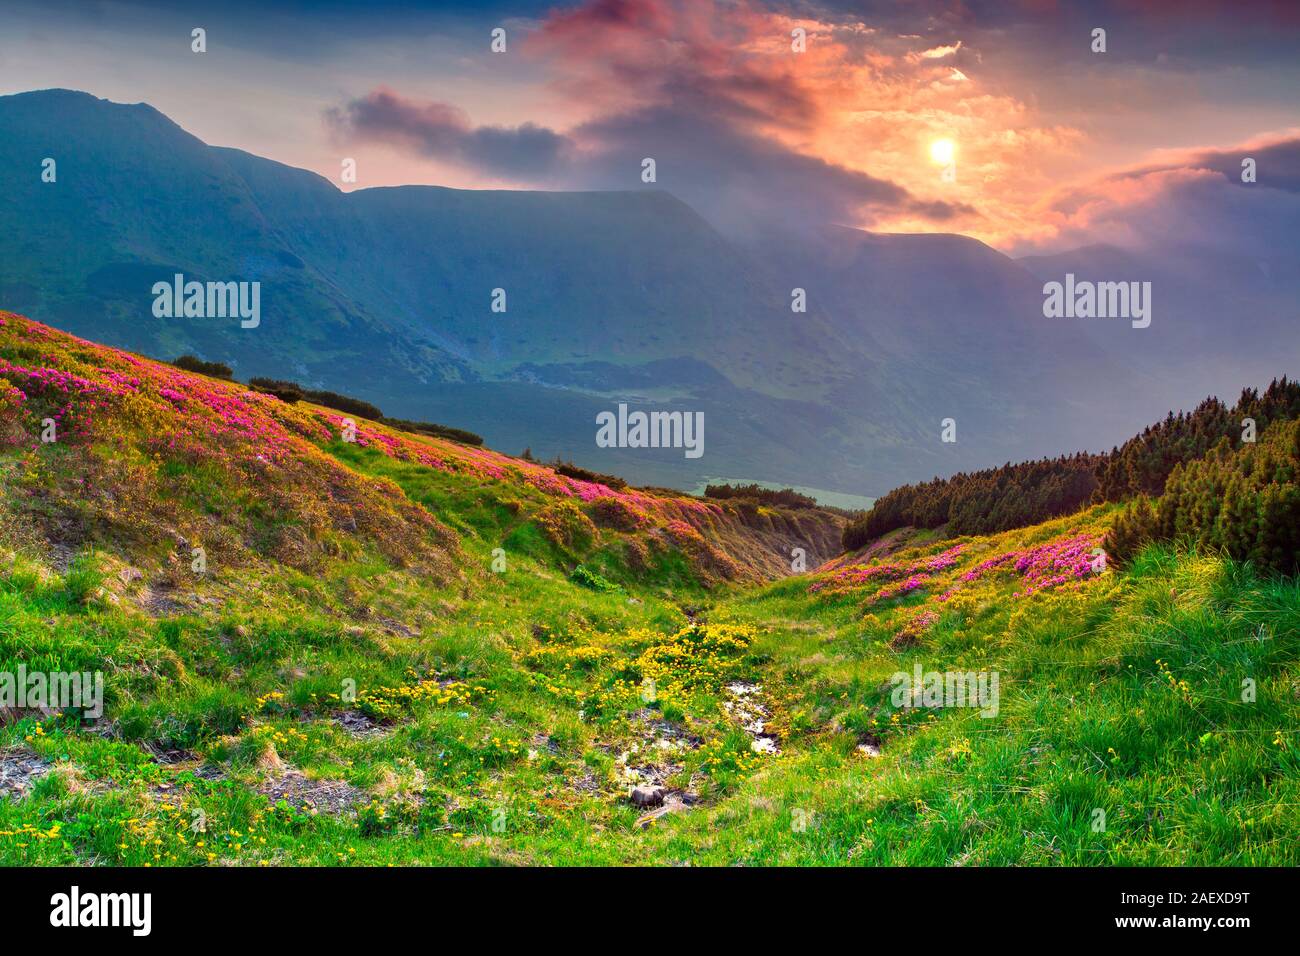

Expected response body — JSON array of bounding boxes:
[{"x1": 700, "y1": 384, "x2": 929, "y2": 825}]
[
  {"x1": 634, "y1": 790, "x2": 697, "y2": 828},
  {"x1": 630, "y1": 785, "x2": 664, "y2": 808},
  {"x1": 857, "y1": 734, "x2": 882, "y2": 757}
]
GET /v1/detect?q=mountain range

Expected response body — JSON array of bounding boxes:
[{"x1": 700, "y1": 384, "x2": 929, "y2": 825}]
[{"x1": 2, "y1": 88, "x2": 1296, "y2": 497}]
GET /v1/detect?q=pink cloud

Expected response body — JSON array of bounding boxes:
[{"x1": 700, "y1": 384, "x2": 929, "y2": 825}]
[{"x1": 1013, "y1": 133, "x2": 1300, "y2": 255}]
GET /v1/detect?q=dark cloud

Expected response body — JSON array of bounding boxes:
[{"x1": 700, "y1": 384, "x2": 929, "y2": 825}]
[
  {"x1": 1171, "y1": 138, "x2": 1300, "y2": 195},
  {"x1": 325, "y1": 88, "x2": 574, "y2": 179}
]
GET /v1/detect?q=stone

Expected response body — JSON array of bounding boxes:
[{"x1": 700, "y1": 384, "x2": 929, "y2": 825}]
[{"x1": 630, "y1": 785, "x2": 664, "y2": 808}]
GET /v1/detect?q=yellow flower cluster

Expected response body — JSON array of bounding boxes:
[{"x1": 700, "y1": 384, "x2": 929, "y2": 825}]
[
  {"x1": 351, "y1": 674, "x2": 490, "y2": 721},
  {"x1": 523, "y1": 642, "x2": 613, "y2": 671},
  {"x1": 100, "y1": 799, "x2": 284, "y2": 867},
  {"x1": 634, "y1": 622, "x2": 755, "y2": 707},
  {"x1": 255, "y1": 690, "x2": 286, "y2": 713},
  {"x1": 1156, "y1": 658, "x2": 1193, "y2": 703},
  {"x1": 0, "y1": 821, "x2": 62, "y2": 845},
  {"x1": 695, "y1": 737, "x2": 767, "y2": 778},
  {"x1": 256, "y1": 725, "x2": 308, "y2": 748}
]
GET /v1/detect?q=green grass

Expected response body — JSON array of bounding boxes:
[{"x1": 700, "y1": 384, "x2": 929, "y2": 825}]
[
  {"x1": 5, "y1": 312, "x2": 1296, "y2": 865},
  {"x1": 3, "y1": 494, "x2": 1298, "y2": 865},
  {"x1": 681, "y1": 544, "x2": 1300, "y2": 864}
]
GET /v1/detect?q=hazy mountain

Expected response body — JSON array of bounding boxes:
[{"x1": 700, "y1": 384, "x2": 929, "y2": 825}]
[
  {"x1": 1, "y1": 89, "x2": 1288, "y2": 496},
  {"x1": 1017, "y1": 241, "x2": 1300, "y2": 407}
]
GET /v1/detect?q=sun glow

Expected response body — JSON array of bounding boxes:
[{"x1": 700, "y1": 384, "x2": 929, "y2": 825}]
[{"x1": 929, "y1": 138, "x2": 956, "y2": 165}]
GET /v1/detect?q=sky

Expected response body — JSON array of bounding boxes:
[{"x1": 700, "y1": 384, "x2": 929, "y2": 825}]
[{"x1": 1, "y1": 0, "x2": 1297, "y2": 253}]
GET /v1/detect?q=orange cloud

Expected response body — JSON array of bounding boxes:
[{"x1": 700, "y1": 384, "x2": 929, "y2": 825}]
[{"x1": 324, "y1": 0, "x2": 1296, "y2": 251}]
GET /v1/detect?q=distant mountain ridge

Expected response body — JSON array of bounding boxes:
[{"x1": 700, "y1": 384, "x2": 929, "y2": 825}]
[{"x1": 1, "y1": 89, "x2": 1295, "y2": 495}]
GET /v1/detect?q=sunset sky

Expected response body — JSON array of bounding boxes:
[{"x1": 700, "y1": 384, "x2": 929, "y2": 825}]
[{"x1": 2, "y1": 0, "x2": 1297, "y2": 254}]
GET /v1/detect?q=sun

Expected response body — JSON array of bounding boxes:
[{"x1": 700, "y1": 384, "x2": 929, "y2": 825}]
[{"x1": 929, "y1": 138, "x2": 956, "y2": 165}]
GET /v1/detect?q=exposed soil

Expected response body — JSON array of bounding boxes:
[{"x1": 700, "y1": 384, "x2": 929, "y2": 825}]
[
  {"x1": 258, "y1": 767, "x2": 367, "y2": 815},
  {"x1": 0, "y1": 747, "x2": 51, "y2": 800}
]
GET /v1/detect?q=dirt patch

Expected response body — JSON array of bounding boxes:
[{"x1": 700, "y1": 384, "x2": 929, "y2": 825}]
[
  {"x1": 568, "y1": 766, "x2": 602, "y2": 795},
  {"x1": 615, "y1": 711, "x2": 707, "y2": 822},
  {"x1": 629, "y1": 710, "x2": 704, "y2": 751},
  {"x1": 888, "y1": 631, "x2": 921, "y2": 652},
  {"x1": 528, "y1": 733, "x2": 562, "y2": 759},
  {"x1": 332, "y1": 711, "x2": 388, "y2": 739},
  {"x1": 258, "y1": 767, "x2": 366, "y2": 815},
  {"x1": 143, "y1": 742, "x2": 201, "y2": 765},
  {"x1": 618, "y1": 757, "x2": 682, "y2": 789},
  {"x1": 44, "y1": 542, "x2": 79, "y2": 575},
  {"x1": 616, "y1": 713, "x2": 704, "y2": 789},
  {"x1": 376, "y1": 616, "x2": 417, "y2": 637},
  {"x1": 679, "y1": 604, "x2": 706, "y2": 623},
  {"x1": 827, "y1": 526, "x2": 945, "y2": 571},
  {"x1": 142, "y1": 745, "x2": 224, "y2": 800},
  {"x1": 0, "y1": 747, "x2": 51, "y2": 800},
  {"x1": 617, "y1": 750, "x2": 703, "y2": 828},
  {"x1": 144, "y1": 743, "x2": 223, "y2": 778},
  {"x1": 138, "y1": 585, "x2": 186, "y2": 617}
]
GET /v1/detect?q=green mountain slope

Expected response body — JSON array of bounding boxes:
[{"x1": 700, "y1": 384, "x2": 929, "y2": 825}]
[{"x1": 2, "y1": 312, "x2": 1298, "y2": 866}]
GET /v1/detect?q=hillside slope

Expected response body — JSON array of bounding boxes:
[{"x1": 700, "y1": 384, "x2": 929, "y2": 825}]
[
  {"x1": 2, "y1": 314, "x2": 1297, "y2": 866},
  {"x1": 0, "y1": 311, "x2": 845, "y2": 592}
]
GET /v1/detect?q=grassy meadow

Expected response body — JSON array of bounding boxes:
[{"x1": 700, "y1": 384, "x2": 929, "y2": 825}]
[{"x1": 1, "y1": 312, "x2": 1298, "y2": 866}]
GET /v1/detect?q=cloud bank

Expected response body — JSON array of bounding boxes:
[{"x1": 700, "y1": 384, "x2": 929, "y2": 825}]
[
  {"x1": 1021, "y1": 133, "x2": 1300, "y2": 258},
  {"x1": 325, "y1": 0, "x2": 973, "y2": 234}
]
